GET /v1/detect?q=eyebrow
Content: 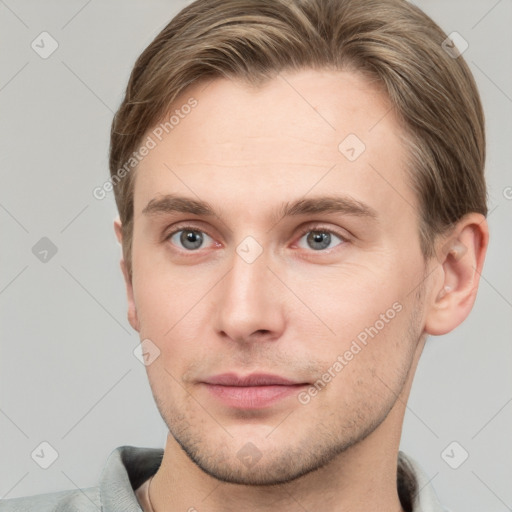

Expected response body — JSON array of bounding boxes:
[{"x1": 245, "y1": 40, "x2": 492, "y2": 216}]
[{"x1": 142, "y1": 193, "x2": 378, "y2": 224}]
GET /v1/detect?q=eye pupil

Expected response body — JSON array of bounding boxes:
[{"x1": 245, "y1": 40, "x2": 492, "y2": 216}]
[
  {"x1": 307, "y1": 231, "x2": 331, "y2": 250},
  {"x1": 181, "y1": 230, "x2": 203, "y2": 249}
]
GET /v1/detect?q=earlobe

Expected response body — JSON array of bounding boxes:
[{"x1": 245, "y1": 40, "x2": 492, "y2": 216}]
[
  {"x1": 113, "y1": 218, "x2": 140, "y2": 333},
  {"x1": 424, "y1": 213, "x2": 489, "y2": 336}
]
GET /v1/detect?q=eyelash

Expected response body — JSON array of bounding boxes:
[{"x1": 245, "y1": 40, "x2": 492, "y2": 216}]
[{"x1": 164, "y1": 223, "x2": 348, "y2": 252}]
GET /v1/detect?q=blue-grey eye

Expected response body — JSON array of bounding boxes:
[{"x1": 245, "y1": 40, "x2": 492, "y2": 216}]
[
  {"x1": 298, "y1": 230, "x2": 344, "y2": 251},
  {"x1": 169, "y1": 229, "x2": 212, "y2": 250}
]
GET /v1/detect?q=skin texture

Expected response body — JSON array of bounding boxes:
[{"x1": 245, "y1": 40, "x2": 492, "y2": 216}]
[{"x1": 115, "y1": 69, "x2": 488, "y2": 512}]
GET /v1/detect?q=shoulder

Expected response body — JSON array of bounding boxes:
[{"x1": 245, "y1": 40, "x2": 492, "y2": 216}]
[
  {"x1": 0, "y1": 486, "x2": 100, "y2": 511},
  {"x1": 0, "y1": 445, "x2": 162, "y2": 512}
]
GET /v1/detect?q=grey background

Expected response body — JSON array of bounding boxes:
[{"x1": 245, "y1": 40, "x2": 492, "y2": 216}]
[{"x1": 1, "y1": 0, "x2": 511, "y2": 510}]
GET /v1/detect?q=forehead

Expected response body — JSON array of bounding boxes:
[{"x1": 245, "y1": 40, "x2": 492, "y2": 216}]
[
  {"x1": 153, "y1": 69, "x2": 395, "y2": 160},
  {"x1": 134, "y1": 68, "x2": 416, "y2": 224}
]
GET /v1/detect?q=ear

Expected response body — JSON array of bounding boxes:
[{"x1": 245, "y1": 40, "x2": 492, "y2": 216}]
[
  {"x1": 424, "y1": 213, "x2": 489, "y2": 336},
  {"x1": 114, "y1": 217, "x2": 140, "y2": 333}
]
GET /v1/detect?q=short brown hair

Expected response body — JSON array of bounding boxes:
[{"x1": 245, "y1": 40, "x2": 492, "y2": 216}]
[{"x1": 109, "y1": 0, "x2": 487, "y2": 277}]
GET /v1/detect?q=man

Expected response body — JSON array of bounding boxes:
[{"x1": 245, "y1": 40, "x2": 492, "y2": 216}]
[{"x1": 1, "y1": 0, "x2": 488, "y2": 510}]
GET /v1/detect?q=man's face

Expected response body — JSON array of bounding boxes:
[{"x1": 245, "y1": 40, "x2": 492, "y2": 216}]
[{"x1": 126, "y1": 69, "x2": 432, "y2": 485}]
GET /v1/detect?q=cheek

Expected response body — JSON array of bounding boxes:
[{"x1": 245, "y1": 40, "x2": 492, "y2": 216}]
[
  {"x1": 131, "y1": 262, "x2": 216, "y2": 375},
  {"x1": 296, "y1": 261, "x2": 420, "y2": 384},
  {"x1": 295, "y1": 261, "x2": 406, "y2": 335},
  {"x1": 130, "y1": 242, "x2": 204, "y2": 336},
  {"x1": 309, "y1": 302, "x2": 418, "y2": 423}
]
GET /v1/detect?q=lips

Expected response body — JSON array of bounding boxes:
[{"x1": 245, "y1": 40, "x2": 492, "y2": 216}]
[
  {"x1": 203, "y1": 372, "x2": 304, "y2": 386},
  {"x1": 201, "y1": 373, "x2": 309, "y2": 409}
]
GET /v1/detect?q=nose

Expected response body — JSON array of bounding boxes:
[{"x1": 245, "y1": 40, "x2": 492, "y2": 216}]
[{"x1": 213, "y1": 243, "x2": 286, "y2": 345}]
